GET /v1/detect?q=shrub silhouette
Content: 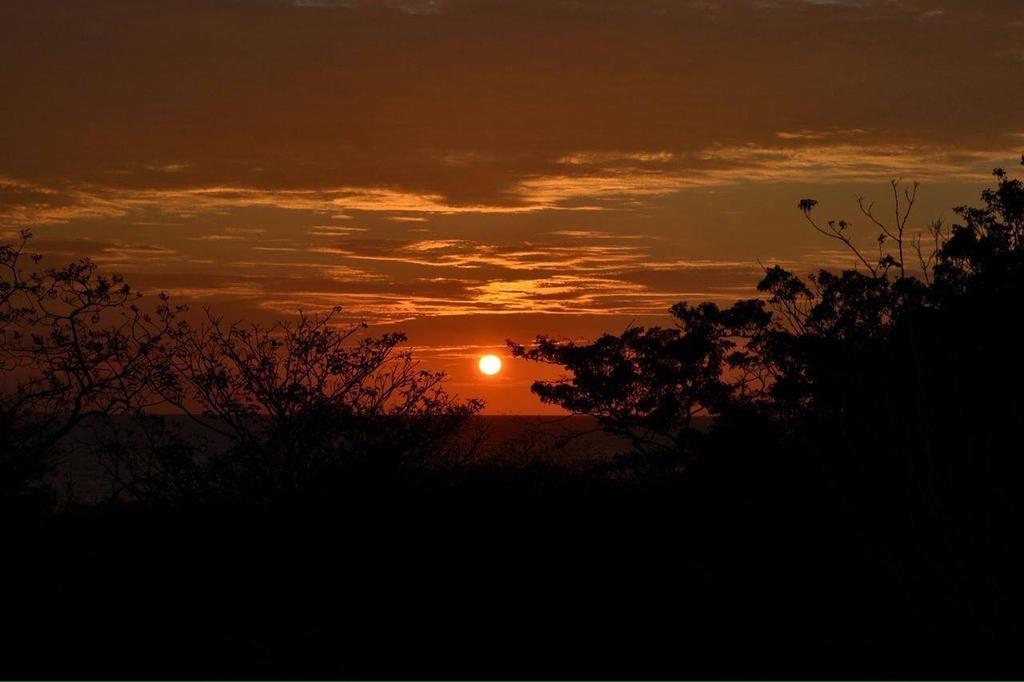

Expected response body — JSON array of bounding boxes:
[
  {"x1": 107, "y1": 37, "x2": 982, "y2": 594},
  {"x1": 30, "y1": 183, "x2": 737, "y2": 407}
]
[
  {"x1": 0, "y1": 230, "x2": 181, "y2": 511},
  {"x1": 138, "y1": 308, "x2": 482, "y2": 503},
  {"x1": 0, "y1": 235, "x2": 481, "y2": 508},
  {"x1": 508, "y1": 300, "x2": 769, "y2": 469},
  {"x1": 512, "y1": 167, "x2": 1023, "y2": 454}
]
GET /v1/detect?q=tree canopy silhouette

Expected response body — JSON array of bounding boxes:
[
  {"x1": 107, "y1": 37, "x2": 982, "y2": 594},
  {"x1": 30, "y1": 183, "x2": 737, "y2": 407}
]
[
  {"x1": 1, "y1": 231, "x2": 181, "y2": 508},
  {"x1": 0, "y1": 234, "x2": 481, "y2": 508},
  {"x1": 508, "y1": 300, "x2": 769, "y2": 466},
  {"x1": 511, "y1": 165, "x2": 1024, "y2": 473},
  {"x1": 127, "y1": 308, "x2": 482, "y2": 503}
]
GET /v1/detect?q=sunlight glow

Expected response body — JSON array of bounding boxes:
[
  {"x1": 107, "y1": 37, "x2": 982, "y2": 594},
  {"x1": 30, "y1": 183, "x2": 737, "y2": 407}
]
[{"x1": 478, "y1": 354, "x2": 502, "y2": 375}]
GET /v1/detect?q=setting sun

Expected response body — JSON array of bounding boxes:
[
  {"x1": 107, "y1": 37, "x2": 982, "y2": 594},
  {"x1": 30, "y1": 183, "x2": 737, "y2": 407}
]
[{"x1": 478, "y1": 354, "x2": 502, "y2": 376}]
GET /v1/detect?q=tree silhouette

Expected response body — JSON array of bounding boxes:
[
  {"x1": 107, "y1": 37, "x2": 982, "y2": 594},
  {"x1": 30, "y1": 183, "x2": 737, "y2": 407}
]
[
  {"x1": 1, "y1": 232, "x2": 482, "y2": 507},
  {"x1": 0, "y1": 230, "x2": 181, "y2": 509},
  {"x1": 137, "y1": 308, "x2": 482, "y2": 502},
  {"x1": 512, "y1": 165, "x2": 1023, "y2": 438},
  {"x1": 505, "y1": 165, "x2": 1024, "y2": 661},
  {"x1": 508, "y1": 300, "x2": 770, "y2": 467}
]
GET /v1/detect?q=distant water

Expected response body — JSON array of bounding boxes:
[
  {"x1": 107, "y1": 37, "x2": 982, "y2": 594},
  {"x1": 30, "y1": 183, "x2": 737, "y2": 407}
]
[{"x1": 46, "y1": 415, "x2": 651, "y2": 504}]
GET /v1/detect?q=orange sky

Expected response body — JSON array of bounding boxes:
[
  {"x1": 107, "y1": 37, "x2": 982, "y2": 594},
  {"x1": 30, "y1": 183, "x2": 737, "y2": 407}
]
[{"x1": 2, "y1": 0, "x2": 1023, "y2": 412}]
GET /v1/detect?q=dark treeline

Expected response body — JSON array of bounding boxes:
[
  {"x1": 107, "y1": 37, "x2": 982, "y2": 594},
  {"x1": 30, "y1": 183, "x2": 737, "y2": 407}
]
[{"x1": 3, "y1": 164, "x2": 1024, "y2": 678}]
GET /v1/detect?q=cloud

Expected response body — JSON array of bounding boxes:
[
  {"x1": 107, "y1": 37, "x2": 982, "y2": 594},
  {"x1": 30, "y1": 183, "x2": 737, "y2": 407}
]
[
  {"x1": 557, "y1": 151, "x2": 676, "y2": 166},
  {"x1": 3, "y1": 0, "x2": 1022, "y2": 360},
  {"x1": 4, "y1": 0, "x2": 1023, "y2": 211},
  {"x1": 19, "y1": 226, "x2": 771, "y2": 324},
  {"x1": 24, "y1": 238, "x2": 181, "y2": 270},
  {"x1": 775, "y1": 129, "x2": 868, "y2": 141},
  {"x1": 507, "y1": 143, "x2": 1020, "y2": 208},
  {"x1": 4, "y1": 138, "x2": 1018, "y2": 229},
  {"x1": 291, "y1": 0, "x2": 441, "y2": 13}
]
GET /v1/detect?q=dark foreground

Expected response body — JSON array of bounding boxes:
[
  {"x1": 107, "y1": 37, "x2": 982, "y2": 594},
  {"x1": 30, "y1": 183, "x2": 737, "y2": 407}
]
[
  {"x1": 5, "y1": 171, "x2": 1024, "y2": 678},
  {"x1": 7, "y1": 426, "x2": 1022, "y2": 680}
]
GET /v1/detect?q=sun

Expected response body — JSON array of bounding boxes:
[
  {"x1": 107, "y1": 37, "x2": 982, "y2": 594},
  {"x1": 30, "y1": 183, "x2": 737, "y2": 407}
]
[{"x1": 478, "y1": 354, "x2": 502, "y2": 376}]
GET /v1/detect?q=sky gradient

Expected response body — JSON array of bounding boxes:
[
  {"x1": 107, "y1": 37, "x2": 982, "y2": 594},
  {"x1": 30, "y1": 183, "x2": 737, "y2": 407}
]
[{"x1": 2, "y1": 0, "x2": 1022, "y2": 411}]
